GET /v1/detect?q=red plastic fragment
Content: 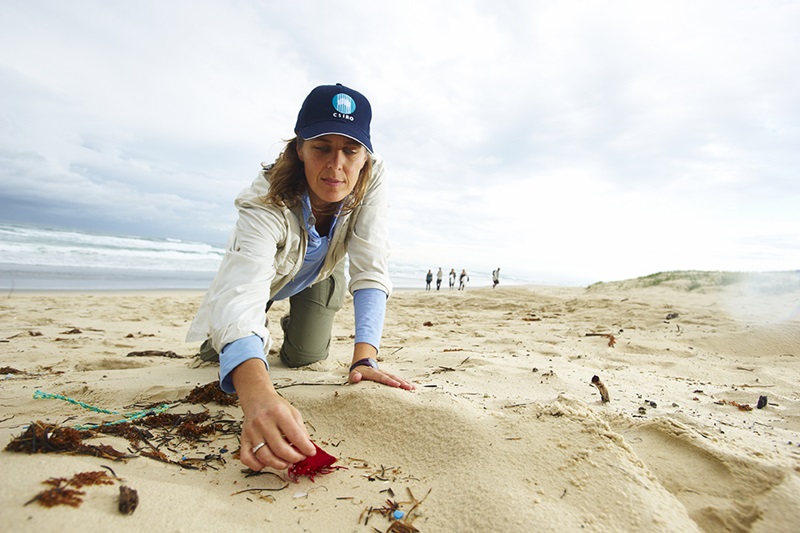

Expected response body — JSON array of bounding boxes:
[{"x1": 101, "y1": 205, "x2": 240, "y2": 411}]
[{"x1": 287, "y1": 442, "x2": 346, "y2": 482}]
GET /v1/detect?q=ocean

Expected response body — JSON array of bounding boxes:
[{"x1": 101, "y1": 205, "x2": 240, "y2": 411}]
[{"x1": 0, "y1": 222, "x2": 530, "y2": 291}]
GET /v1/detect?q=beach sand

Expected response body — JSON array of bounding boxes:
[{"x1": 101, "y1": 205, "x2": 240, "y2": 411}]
[{"x1": 1, "y1": 272, "x2": 799, "y2": 532}]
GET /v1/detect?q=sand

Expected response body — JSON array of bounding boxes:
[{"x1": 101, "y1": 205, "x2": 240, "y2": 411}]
[{"x1": 1, "y1": 272, "x2": 799, "y2": 532}]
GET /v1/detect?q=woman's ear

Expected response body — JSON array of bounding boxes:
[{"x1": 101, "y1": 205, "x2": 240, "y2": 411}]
[{"x1": 296, "y1": 142, "x2": 304, "y2": 162}]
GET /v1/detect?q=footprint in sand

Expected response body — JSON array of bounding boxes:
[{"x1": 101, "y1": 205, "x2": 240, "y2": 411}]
[{"x1": 622, "y1": 420, "x2": 791, "y2": 531}]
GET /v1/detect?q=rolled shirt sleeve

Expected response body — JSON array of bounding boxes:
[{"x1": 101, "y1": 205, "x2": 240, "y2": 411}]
[
  {"x1": 218, "y1": 335, "x2": 267, "y2": 394},
  {"x1": 353, "y1": 287, "x2": 387, "y2": 351}
]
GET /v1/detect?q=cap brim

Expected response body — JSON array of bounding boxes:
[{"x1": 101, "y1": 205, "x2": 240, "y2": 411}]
[{"x1": 297, "y1": 121, "x2": 373, "y2": 153}]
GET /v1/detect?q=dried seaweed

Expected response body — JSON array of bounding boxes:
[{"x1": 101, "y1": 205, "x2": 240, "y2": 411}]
[
  {"x1": 177, "y1": 420, "x2": 216, "y2": 439},
  {"x1": 7, "y1": 384, "x2": 244, "y2": 478},
  {"x1": 96, "y1": 422, "x2": 148, "y2": 443},
  {"x1": 26, "y1": 471, "x2": 115, "y2": 508},
  {"x1": 140, "y1": 449, "x2": 226, "y2": 470},
  {"x1": 127, "y1": 350, "x2": 184, "y2": 358},
  {"x1": 140, "y1": 449, "x2": 173, "y2": 463},
  {"x1": 28, "y1": 486, "x2": 85, "y2": 508},
  {"x1": 67, "y1": 471, "x2": 115, "y2": 488},
  {"x1": 6, "y1": 408, "x2": 237, "y2": 471},
  {"x1": 140, "y1": 411, "x2": 211, "y2": 429},
  {"x1": 0, "y1": 366, "x2": 23, "y2": 374},
  {"x1": 5, "y1": 421, "x2": 126, "y2": 459},
  {"x1": 716, "y1": 399, "x2": 753, "y2": 411},
  {"x1": 185, "y1": 381, "x2": 239, "y2": 406}
]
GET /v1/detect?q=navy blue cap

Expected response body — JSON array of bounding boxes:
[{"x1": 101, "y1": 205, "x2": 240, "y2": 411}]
[{"x1": 295, "y1": 84, "x2": 373, "y2": 153}]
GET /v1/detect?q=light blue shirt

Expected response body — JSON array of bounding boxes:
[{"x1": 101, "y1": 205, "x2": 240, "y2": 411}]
[{"x1": 219, "y1": 193, "x2": 387, "y2": 393}]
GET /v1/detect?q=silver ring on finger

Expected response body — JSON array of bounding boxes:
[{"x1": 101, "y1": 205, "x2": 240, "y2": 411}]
[{"x1": 251, "y1": 442, "x2": 266, "y2": 455}]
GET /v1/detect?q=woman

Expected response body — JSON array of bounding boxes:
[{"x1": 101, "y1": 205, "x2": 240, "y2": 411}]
[{"x1": 187, "y1": 84, "x2": 414, "y2": 473}]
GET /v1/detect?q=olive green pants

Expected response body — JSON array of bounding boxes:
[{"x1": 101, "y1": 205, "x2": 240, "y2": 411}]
[
  {"x1": 198, "y1": 261, "x2": 346, "y2": 367},
  {"x1": 279, "y1": 261, "x2": 346, "y2": 367}
]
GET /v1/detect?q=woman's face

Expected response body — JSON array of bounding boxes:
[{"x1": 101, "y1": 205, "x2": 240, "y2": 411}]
[{"x1": 297, "y1": 134, "x2": 368, "y2": 207}]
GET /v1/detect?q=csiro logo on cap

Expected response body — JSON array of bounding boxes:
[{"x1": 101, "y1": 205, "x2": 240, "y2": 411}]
[{"x1": 332, "y1": 93, "x2": 356, "y2": 114}]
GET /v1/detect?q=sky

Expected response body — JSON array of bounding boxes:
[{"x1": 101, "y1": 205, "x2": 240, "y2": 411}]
[{"x1": 1, "y1": 0, "x2": 798, "y2": 285}]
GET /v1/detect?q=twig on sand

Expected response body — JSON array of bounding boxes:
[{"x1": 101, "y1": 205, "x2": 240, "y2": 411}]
[
  {"x1": 273, "y1": 381, "x2": 347, "y2": 390},
  {"x1": 231, "y1": 472, "x2": 289, "y2": 496},
  {"x1": 400, "y1": 487, "x2": 431, "y2": 528},
  {"x1": 591, "y1": 375, "x2": 610, "y2": 402},
  {"x1": 585, "y1": 333, "x2": 616, "y2": 347}
]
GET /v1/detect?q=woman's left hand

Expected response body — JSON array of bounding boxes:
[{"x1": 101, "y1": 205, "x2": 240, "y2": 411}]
[
  {"x1": 348, "y1": 343, "x2": 415, "y2": 390},
  {"x1": 348, "y1": 365, "x2": 416, "y2": 390}
]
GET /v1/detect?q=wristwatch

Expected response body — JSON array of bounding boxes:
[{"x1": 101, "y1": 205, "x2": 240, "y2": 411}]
[{"x1": 349, "y1": 357, "x2": 379, "y2": 373}]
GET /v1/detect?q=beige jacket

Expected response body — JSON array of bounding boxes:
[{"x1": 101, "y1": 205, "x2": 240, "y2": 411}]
[{"x1": 186, "y1": 156, "x2": 391, "y2": 353}]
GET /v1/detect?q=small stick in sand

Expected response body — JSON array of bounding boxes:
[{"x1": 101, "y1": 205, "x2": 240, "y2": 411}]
[{"x1": 591, "y1": 375, "x2": 610, "y2": 403}]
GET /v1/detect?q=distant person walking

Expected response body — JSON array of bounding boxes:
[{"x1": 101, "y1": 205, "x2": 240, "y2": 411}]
[
  {"x1": 425, "y1": 269, "x2": 433, "y2": 290},
  {"x1": 436, "y1": 268, "x2": 443, "y2": 290},
  {"x1": 448, "y1": 268, "x2": 457, "y2": 289},
  {"x1": 492, "y1": 268, "x2": 501, "y2": 289},
  {"x1": 458, "y1": 269, "x2": 469, "y2": 290}
]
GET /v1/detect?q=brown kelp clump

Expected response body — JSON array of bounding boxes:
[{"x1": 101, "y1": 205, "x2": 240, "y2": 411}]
[
  {"x1": 185, "y1": 380, "x2": 238, "y2": 406},
  {"x1": 5, "y1": 421, "x2": 126, "y2": 459}
]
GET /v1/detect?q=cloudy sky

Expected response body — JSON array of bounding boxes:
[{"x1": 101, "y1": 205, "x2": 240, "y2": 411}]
[{"x1": 1, "y1": 0, "x2": 798, "y2": 285}]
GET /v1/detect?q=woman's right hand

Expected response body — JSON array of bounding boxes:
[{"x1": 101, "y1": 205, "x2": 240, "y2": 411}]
[{"x1": 232, "y1": 359, "x2": 316, "y2": 471}]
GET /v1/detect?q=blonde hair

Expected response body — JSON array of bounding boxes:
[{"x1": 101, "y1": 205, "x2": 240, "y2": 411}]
[{"x1": 263, "y1": 137, "x2": 373, "y2": 216}]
